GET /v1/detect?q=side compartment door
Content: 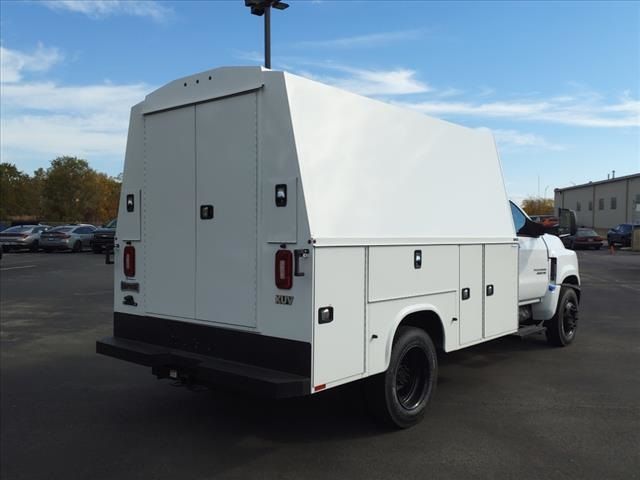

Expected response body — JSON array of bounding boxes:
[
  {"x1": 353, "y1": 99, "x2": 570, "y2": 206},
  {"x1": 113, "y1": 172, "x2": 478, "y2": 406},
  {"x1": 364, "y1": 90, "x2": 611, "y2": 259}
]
[
  {"x1": 484, "y1": 244, "x2": 518, "y2": 337},
  {"x1": 313, "y1": 248, "x2": 365, "y2": 387},
  {"x1": 459, "y1": 245, "x2": 483, "y2": 345}
]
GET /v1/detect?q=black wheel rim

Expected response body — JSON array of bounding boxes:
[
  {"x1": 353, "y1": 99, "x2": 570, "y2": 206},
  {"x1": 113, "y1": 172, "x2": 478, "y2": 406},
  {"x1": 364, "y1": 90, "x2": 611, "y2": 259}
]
[
  {"x1": 395, "y1": 346, "x2": 429, "y2": 410},
  {"x1": 563, "y1": 300, "x2": 578, "y2": 338}
]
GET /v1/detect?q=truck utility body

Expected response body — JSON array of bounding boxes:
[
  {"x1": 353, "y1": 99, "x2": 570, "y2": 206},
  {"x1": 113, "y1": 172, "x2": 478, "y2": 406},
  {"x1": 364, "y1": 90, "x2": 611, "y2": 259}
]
[{"x1": 97, "y1": 67, "x2": 580, "y2": 428}]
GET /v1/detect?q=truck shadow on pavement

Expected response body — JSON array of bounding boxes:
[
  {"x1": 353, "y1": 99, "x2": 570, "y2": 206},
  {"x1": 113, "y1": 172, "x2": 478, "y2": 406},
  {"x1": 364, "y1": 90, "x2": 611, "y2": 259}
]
[{"x1": 107, "y1": 333, "x2": 550, "y2": 442}]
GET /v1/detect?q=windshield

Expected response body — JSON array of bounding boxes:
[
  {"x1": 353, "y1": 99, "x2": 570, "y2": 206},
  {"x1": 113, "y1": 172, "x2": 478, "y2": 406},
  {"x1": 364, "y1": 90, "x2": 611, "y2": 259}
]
[
  {"x1": 104, "y1": 219, "x2": 117, "y2": 229},
  {"x1": 577, "y1": 229, "x2": 598, "y2": 236},
  {"x1": 3, "y1": 226, "x2": 33, "y2": 233}
]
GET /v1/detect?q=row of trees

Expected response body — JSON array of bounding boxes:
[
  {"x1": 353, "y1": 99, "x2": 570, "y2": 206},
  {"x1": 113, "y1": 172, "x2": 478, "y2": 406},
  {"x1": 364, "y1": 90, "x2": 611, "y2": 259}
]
[
  {"x1": 1, "y1": 156, "x2": 555, "y2": 223},
  {"x1": 0, "y1": 156, "x2": 121, "y2": 224},
  {"x1": 521, "y1": 197, "x2": 555, "y2": 216}
]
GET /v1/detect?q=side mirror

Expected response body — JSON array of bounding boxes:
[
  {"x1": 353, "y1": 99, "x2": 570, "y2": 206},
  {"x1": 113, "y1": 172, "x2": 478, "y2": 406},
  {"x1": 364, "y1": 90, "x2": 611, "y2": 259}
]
[
  {"x1": 557, "y1": 208, "x2": 577, "y2": 237},
  {"x1": 518, "y1": 217, "x2": 546, "y2": 237}
]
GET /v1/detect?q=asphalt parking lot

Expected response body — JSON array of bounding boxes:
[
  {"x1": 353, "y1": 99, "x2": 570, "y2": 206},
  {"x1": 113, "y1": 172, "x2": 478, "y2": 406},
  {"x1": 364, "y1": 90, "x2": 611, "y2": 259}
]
[{"x1": 1, "y1": 249, "x2": 639, "y2": 480}]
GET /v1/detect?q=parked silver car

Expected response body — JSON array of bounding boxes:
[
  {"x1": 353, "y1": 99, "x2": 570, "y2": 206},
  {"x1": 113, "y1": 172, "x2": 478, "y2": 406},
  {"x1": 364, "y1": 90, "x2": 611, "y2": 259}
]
[
  {"x1": 0, "y1": 225, "x2": 50, "y2": 252},
  {"x1": 40, "y1": 224, "x2": 97, "y2": 252}
]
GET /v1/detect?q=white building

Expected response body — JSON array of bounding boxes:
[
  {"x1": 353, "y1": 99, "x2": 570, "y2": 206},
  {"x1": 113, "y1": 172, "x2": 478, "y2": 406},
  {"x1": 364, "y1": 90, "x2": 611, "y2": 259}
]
[{"x1": 554, "y1": 173, "x2": 640, "y2": 229}]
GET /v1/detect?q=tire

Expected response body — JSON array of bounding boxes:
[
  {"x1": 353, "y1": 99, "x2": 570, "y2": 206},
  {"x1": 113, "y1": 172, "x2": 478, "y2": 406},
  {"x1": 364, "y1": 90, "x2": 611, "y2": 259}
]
[
  {"x1": 595, "y1": 245, "x2": 601, "y2": 250},
  {"x1": 545, "y1": 287, "x2": 579, "y2": 347},
  {"x1": 570, "y1": 241, "x2": 576, "y2": 250},
  {"x1": 29, "y1": 240, "x2": 39, "y2": 252},
  {"x1": 92, "y1": 246, "x2": 102, "y2": 254},
  {"x1": 364, "y1": 327, "x2": 437, "y2": 429},
  {"x1": 43, "y1": 248, "x2": 52, "y2": 253},
  {"x1": 1, "y1": 245, "x2": 9, "y2": 253},
  {"x1": 72, "y1": 241, "x2": 82, "y2": 253}
]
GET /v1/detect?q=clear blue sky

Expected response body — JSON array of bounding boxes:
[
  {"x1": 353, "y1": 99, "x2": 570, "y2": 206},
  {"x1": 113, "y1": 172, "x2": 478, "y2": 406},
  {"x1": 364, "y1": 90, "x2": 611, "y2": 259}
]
[{"x1": 1, "y1": 0, "x2": 639, "y2": 203}]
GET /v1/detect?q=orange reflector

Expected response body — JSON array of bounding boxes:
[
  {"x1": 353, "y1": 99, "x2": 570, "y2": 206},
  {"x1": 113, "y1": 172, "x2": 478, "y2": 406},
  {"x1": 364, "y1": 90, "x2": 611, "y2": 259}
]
[{"x1": 314, "y1": 384, "x2": 326, "y2": 392}]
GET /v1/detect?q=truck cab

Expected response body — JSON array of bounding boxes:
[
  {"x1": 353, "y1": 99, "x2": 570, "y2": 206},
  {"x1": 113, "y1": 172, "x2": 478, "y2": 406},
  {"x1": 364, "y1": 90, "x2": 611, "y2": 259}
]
[{"x1": 510, "y1": 201, "x2": 580, "y2": 345}]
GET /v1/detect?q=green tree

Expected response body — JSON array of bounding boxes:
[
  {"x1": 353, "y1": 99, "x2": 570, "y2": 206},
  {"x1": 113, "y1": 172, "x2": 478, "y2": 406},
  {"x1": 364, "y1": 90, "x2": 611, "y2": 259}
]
[
  {"x1": 522, "y1": 197, "x2": 555, "y2": 216},
  {"x1": 42, "y1": 156, "x2": 93, "y2": 222}
]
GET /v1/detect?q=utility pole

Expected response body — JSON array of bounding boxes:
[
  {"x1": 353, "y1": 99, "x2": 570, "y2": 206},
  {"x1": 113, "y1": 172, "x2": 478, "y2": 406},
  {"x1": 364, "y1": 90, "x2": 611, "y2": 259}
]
[{"x1": 244, "y1": 0, "x2": 290, "y2": 69}]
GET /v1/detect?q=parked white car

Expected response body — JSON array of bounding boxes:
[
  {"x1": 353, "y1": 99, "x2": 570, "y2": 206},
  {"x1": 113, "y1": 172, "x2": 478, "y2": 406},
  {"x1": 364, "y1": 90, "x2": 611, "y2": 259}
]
[
  {"x1": 40, "y1": 224, "x2": 96, "y2": 252},
  {"x1": 0, "y1": 225, "x2": 50, "y2": 252}
]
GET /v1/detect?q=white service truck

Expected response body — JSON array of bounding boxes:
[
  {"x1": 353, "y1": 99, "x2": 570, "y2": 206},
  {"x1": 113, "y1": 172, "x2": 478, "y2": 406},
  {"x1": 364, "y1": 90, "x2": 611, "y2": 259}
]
[{"x1": 97, "y1": 66, "x2": 581, "y2": 428}]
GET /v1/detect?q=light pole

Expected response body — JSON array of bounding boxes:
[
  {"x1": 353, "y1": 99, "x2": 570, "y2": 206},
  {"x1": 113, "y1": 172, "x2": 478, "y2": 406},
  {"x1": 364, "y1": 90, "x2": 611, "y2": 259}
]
[{"x1": 244, "y1": 0, "x2": 290, "y2": 69}]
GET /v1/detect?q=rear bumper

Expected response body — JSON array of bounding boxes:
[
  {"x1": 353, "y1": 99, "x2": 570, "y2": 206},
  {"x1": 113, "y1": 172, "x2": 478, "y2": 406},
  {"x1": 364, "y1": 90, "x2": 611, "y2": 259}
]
[
  {"x1": 97, "y1": 313, "x2": 311, "y2": 398},
  {"x1": 1, "y1": 240, "x2": 31, "y2": 247},
  {"x1": 97, "y1": 336, "x2": 310, "y2": 398},
  {"x1": 41, "y1": 241, "x2": 70, "y2": 248},
  {"x1": 93, "y1": 237, "x2": 114, "y2": 248}
]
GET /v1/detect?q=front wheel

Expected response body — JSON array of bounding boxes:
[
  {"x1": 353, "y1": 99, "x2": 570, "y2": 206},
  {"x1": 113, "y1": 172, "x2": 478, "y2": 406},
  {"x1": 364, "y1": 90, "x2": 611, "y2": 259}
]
[
  {"x1": 545, "y1": 287, "x2": 579, "y2": 347},
  {"x1": 364, "y1": 327, "x2": 437, "y2": 429}
]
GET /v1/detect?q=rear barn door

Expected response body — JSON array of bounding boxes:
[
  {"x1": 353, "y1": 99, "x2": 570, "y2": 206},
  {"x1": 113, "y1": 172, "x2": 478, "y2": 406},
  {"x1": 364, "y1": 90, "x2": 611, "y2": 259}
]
[
  {"x1": 145, "y1": 106, "x2": 196, "y2": 318},
  {"x1": 195, "y1": 93, "x2": 258, "y2": 328}
]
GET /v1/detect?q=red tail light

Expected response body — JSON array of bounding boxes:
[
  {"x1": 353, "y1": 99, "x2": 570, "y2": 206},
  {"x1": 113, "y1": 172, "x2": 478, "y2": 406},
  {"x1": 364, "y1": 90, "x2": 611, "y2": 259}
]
[
  {"x1": 275, "y1": 249, "x2": 293, "y2": 289},
  {"x1": 124, "y1": 245, "x2": 136, "y2": 277}
]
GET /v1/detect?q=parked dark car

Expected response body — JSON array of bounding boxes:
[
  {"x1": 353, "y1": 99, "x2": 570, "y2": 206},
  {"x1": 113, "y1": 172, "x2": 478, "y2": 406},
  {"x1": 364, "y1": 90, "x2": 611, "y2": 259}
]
[
  {"x1": 561, "y1": 228, "x2": 603, "y2": 250},
  {"x1": 92, "y1": 219, "x2": 117, "y2": 253},
  {"x1": 607, "y1": 223, "x2": 635, "y2": 247}
]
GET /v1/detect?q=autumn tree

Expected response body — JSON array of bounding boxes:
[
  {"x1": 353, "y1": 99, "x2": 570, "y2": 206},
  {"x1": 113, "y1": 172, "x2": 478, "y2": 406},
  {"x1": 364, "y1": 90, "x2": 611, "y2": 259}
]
[
  {"x1": 0, "y1": 163, "x2": 35, "y2": 218},
  {"x1": 522, "y1": 197, "x2": 555, "y2": 216}
]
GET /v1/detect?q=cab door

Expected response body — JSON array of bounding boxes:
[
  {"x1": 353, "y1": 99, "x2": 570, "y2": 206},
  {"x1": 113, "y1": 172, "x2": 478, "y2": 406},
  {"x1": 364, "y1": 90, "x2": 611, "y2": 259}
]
[{"x1": 510, "y1": 202, "x2": 549, "y2": 302}]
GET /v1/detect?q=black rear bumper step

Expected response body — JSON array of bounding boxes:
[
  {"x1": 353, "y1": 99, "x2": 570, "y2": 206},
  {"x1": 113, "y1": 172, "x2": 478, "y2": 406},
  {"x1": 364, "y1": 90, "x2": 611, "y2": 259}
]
[{"x1": 97, "y1": 336, "x2": 310, "y2": 398}]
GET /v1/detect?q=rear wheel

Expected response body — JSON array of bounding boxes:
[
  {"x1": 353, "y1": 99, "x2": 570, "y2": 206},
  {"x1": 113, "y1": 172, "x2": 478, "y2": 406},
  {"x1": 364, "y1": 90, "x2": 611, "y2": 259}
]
[
  {"x1": 92, "y1": 245, "x2": 102, "y2": 254},
  {"x1": 545, "y1": 287, "x2": 579, "y2": 347},
  {"x1": 43, "y1": 248, "x2": 52, "y2": 253},
  {"x1": 72, "y1": 241, "x2": 82, "y2": 253},
  {"x1": 364, "y1": 327, "x2": 437, "y2": 429},
  {"x1": 29, "y1": 240, "x2": 39, "y2": 252}
]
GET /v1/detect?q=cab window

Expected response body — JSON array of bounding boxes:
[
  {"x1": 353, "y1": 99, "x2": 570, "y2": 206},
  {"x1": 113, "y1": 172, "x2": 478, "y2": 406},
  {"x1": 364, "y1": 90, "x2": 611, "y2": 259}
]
[{"x1": 510, "y1": 201, "x2": 527, "y2": 233}]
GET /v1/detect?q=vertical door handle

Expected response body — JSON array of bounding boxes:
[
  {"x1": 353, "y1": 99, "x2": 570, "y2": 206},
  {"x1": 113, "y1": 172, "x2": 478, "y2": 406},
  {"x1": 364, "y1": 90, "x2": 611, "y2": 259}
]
[
  {"x1": 486, "y1": 284, "x2": 494, "y2": 296},
  {"x1": 461, "y1": 288, "x2": 470, "y2": 300},
  {"x1": 294, "y1": 249, "x2": 309, "y2": 276}
]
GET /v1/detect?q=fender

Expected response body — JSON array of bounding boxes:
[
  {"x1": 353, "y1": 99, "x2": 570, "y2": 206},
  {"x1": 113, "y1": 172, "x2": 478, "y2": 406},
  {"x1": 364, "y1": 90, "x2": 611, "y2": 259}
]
[
  {"x1": 381, "y1": 303, "x2": 447, "y2": 372},
  {"x1": 560, "y1": 282, "x2": 581, "y2": 301}
]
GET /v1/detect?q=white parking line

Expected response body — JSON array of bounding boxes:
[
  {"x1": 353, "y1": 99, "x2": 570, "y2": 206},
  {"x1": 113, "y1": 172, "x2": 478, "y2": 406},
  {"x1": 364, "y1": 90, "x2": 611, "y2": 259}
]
[{"x1": 0, "y1": 265, "x2": 36, "y2": 271}]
